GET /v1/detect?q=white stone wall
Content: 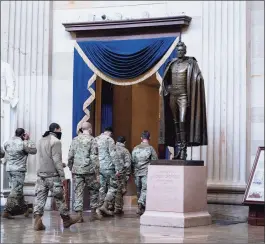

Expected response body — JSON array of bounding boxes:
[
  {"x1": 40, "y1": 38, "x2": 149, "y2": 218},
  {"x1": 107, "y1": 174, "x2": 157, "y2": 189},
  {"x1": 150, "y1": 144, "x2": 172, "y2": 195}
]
[
  {"x1": 1, "y1": 1, "x2": 52, "y2": 184},
  {"x1": 1, "y1": 1, "x2": 55, "y2": 207},
  {"x1": 246, "y1": 1, "x2": 264, "y2": 177}
]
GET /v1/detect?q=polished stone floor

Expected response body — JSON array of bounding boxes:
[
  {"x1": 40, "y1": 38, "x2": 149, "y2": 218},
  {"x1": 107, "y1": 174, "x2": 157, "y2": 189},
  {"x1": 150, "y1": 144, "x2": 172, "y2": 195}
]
[{"x1": 1, "y1": 205, "x2": 264, "y2": 243}]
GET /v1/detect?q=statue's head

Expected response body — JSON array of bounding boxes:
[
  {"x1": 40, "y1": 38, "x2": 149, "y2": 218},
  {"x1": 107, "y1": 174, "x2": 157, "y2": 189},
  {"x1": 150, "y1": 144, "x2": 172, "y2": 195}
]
[{"x1": 176, "y1": 41, "x2": 187, "y2": 58}]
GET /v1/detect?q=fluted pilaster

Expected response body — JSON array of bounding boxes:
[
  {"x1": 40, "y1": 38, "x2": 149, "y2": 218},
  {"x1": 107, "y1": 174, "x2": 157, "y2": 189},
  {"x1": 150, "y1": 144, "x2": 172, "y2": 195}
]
[
  {"x1": 199, "y1": 1, "x2": 247, "y2": 190},
  {"x1": 1, "y1": 1, "x2": 52, "y2": 184}
]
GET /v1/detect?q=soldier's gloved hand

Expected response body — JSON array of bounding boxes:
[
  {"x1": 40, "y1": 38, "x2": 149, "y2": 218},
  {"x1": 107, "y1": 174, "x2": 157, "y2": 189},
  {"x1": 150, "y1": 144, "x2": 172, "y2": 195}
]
[{"x1": 116, "y1": 171, "x2": 121, "y2": 178}]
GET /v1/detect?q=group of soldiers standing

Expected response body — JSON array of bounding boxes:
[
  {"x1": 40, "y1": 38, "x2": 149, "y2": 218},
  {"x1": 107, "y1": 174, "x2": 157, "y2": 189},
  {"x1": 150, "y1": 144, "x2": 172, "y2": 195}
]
[{"x1": 0, "y1": 121, "x2": 158, "y2": 231}]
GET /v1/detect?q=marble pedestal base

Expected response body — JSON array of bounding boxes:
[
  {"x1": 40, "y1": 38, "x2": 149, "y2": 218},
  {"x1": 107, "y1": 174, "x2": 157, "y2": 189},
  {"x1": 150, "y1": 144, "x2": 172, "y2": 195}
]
[{"x1": 140, "y1": 160, "x2": 212, "y2": 228}]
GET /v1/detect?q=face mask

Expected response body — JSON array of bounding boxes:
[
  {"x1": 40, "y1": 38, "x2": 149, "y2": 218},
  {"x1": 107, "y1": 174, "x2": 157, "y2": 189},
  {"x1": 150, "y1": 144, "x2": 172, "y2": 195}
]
[{"x1": 54, "y1": 132, "x2": 62, "y2": 140}]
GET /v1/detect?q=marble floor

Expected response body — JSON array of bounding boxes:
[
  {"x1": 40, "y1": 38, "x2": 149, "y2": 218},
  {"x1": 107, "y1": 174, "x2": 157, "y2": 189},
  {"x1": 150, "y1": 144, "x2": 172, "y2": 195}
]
[{"x1": 1, "y1": 205, "x2": 264, "y2": 243}]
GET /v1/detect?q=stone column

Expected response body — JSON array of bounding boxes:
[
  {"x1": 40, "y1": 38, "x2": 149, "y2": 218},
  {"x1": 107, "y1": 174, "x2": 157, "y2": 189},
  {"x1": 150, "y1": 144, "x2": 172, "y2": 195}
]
[
  {"x1": 198, "y1": 1, "x2": 248, "y2": 203},
  {"x1": 1, "y1": 1, "x2": 52, "y2": 205}
]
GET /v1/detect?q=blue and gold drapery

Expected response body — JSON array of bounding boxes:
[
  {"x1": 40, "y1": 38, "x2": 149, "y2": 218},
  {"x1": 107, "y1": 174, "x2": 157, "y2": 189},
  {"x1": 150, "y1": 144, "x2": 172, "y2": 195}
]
[{"x1": 73, "y1": 36, "x2": 178, "y2": 137}]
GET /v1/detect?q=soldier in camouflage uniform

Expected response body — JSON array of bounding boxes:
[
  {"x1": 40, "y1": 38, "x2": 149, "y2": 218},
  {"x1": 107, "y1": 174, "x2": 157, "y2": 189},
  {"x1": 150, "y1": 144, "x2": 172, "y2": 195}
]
[
  {"x1": 2, "y1": 128, "x2": 37, "y2": 219},
  {"x1": 132, "y1": 130, "x2": 158, "y2": 215},
  {"x1": 113, "y1": 136, "x2": 131, "y2": 215},
  {"x1": 96, "y1": 127, "x2": 122, "y2": 216},
  {"x1": 33, "y1": 123, "x2": 80, "y2": 231},
  {"x1": 68, "y1": 122, "x2": 102, "y2": 222}
]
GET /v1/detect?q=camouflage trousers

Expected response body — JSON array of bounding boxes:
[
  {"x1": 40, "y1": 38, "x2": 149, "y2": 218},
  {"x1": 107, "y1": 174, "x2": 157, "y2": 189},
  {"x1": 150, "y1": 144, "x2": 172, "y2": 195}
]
[
  {"x1": 4, "y1": 171, "x2": 28, "y2": 215},
  {"x1": 135, "y1": 175, "x2": 147, "y2": 206},
  {"x1": 73, "y1": 173, "x2": 100, "y2": 212},
  {"x1": 114, "y1": 176, "x2": 128, "y2": 211},
  {"x1": 99, "y1": 171, "x2": 118, "y2": 205},
  {"x1": 33, "y1": 176, "x2": 68, "y2": 216}
]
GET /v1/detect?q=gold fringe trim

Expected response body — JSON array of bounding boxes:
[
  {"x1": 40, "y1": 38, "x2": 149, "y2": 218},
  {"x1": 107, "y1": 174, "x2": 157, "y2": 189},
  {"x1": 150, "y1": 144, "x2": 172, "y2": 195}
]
[{"x1": 76, "y1": 74, "x2": 96, "y2": 134}]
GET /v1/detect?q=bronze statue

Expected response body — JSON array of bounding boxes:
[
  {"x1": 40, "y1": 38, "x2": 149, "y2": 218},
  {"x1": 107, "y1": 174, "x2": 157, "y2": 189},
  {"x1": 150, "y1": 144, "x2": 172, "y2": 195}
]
[{"x1": 159, "y1": 40, "x2": 208, "y2": 160}]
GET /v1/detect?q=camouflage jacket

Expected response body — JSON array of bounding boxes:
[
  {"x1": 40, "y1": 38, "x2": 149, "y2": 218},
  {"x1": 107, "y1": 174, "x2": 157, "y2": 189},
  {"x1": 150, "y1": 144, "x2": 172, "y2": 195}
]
[
  {"x1": 116, "y1": 142, "x2": 131, "y2": 176},
  {"x1": 95, "y1": 133, "x2": 119, "y2": 173},
  {"x1": 132, "y1": 142, "x2": 158, "y2": 176},
  {"x1": 0, "y1": 146, "x2": 5, "y2": 158},
  {"x1": 68, "y1": 133, "x2": 99, "y2": 175},
  {"x1": 4, "y1": 136, "x2": 37, "y2": 172},
  {"x1": 37, "y1": 133, "x2": 65, "y2": 180}
]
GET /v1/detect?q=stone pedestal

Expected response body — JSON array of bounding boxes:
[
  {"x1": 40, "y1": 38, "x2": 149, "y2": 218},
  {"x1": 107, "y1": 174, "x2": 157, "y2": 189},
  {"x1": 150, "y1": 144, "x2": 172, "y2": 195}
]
[{"x1": 140, "y1": 160, "x2": 212, "y2": 228}]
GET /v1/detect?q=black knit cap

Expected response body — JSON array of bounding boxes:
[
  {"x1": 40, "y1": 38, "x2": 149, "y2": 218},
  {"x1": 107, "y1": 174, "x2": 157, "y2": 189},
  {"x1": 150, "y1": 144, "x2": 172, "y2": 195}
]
[
  {"x1": 104, "y1": 127, "x2": 113, "y2": 133},
  {"x1": 15, "y1": 128, "x2": 25, "y2": 137},
  {"x1": 117, "y1": 136, "x2": 126, "y2": 143}
]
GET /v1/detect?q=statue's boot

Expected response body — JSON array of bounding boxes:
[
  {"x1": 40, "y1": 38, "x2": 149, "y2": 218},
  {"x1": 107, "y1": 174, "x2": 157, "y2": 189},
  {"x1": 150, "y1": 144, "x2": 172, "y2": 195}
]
[
  {"x1": 173, "y1": 142, "x2": 181, "y2": 159},
  {"x1": 179, "y1": 122, "x2": 187, "y2": 160},
  {"x1": 179, "y1": 140, "x2": 187, "y2": 160},
  {"x1": 173, "y1": 122, "x2": 181, "y2": 159}
]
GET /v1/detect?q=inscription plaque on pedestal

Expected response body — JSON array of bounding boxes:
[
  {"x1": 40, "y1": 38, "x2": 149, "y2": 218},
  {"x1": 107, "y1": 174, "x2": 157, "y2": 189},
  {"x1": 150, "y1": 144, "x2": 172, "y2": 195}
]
[{"x1": 140, "y1": 160, "x2": 212, "y2": 228}]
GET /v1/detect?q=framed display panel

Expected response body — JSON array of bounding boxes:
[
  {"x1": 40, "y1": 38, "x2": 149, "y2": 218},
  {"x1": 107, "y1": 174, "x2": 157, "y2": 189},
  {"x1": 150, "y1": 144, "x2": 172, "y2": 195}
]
[{"x1": 243, "y1": 147, "x2": 265, "y2": 205}]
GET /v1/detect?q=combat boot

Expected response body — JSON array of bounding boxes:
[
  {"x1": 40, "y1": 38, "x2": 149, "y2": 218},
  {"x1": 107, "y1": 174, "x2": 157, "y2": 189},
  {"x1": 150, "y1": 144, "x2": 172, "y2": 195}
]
[
  {"x1": 89, "y1": 208, "x2": 102, "y2": 221},
  {"x1": 96, "y1": 208, "x2": 103, "y2": 219},
  {"x1": 136, "y1": 204, "x2": 143, "y2": 216},
  {"x1": 108, "y1": 203, "x2": 114, "y2": 211},
  {"x1": 61, "y1": 214, "x2": 81, "y2": 228},
  {"x1": 114, "y1": 209, "x2": 124, "y2": 215},
  {"x1": 2, "y1": 211, "x2": 14, "y2": 219},
  {"x1": 34, "y1": 215, "x2": 46, "y2": 231},
  {"x1": 24, "y1": 208, "x2": 30, "y2": 218},
  {"x1": 99, "y1": 201, "x2": 114, "y2": 216},
  {"x1": 77, "y1": 211, "x2": 84, "y2": 223}
]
